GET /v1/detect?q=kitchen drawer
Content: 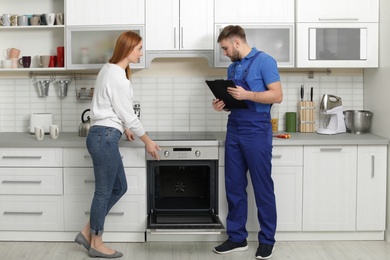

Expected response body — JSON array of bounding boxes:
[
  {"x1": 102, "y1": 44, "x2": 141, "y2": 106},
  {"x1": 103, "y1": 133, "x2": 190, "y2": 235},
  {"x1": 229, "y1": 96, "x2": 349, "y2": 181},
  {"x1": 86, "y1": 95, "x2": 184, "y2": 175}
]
[
  {"x1": 0, "y1": 168, "x2": 62, "y2": 195},
  {"x1": 64, "y1": 167, "x2": 146, "y2": 195},
  {"x1": 63, "y1": 147, "x2": 146, "y2": 167},
  {"x1": 272, "y1": 146, "x2": 303, "y2": 166},
  {"x1": 0, "y1": 195, "x2": 64, "y2": 231},
  {"x1": 0, "y1": 148, "x2": 62, "y2": 167},
  {"x1": 64, "y1": 194, "x2": 146, "y2": 232}
]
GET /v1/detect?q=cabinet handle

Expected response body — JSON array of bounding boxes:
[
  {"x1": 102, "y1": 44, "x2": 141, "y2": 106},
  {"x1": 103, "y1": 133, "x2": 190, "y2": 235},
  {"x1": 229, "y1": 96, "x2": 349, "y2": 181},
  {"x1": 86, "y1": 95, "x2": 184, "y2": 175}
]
[
  {"x1": 174, "y1": 27, "x2": 177, "y2": 49},
  {"x1": 181, "y1": 27, "x2": 184, "y2": 48},
  {"x1": 318, "y1": 18, "x2": 359, "y2": 21},
  {"x1": 84, "y1": 211, "x2": 125, "y2": 216},
  {"x1": 371, "y1": 155, "x2": 375, "y2": 178},
  {"x1": 272, "y1": 155, "x2": 282, "y2": 159},
  {"x1": 4, "y1": 211, "x2": 43, "y2": 215},
  {"x1": 319, "y1": 147, "x2": 342, "y2": 152},
  {"x1": 2, "y1": 180, "x2": 42, "y2": 184},
  {"x1": 84, "y1": 179, "x2": 95, "y2": 183},
  {"x1": 2, "y1": 156, "x2": 42, "y2": 159}
]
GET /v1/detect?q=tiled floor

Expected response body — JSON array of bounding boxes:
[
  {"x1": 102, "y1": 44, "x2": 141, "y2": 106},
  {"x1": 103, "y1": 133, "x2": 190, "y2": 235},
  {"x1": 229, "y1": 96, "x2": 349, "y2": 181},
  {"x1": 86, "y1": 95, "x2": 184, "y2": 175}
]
[{"x1": 1, "y1": 240, "x2": 390, "y2": 260}]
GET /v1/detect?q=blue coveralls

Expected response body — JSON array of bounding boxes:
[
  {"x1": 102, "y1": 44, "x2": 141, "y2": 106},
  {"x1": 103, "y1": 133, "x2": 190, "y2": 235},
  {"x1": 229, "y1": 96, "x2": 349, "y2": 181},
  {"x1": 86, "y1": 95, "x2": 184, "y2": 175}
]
[{"x1": 225, "y1": 48, "x2": 279, "y2": 245}]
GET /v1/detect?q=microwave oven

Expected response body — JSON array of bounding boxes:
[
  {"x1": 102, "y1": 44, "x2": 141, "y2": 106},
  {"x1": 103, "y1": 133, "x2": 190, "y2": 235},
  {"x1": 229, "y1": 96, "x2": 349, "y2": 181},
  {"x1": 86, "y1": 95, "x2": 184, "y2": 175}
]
[{"x1": 297, "y1": 23, "x2": 378, "y2": 68}]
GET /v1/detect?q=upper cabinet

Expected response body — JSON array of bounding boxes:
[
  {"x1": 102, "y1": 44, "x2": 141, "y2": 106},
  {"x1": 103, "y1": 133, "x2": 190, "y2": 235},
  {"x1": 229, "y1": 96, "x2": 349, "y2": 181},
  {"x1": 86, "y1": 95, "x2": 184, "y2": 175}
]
[
  {"x1": 297, "y1": 0, "x2": 378, "y2": 23},
  {"x1": 296, "y1": 0, "x2": 379, "y2": 68},
  {"x1": 214, "y1": 0, "x2": 295, "y2": 68},
  {"x1": 0, "y1": 0, "x2": 65, "y2": 71},
  {"x1": 215, "y1": 0, "x2": 294, "y2": 23},
  {"x1": 145, "y1": 0, "x2": 213, "y2": 51},
  {"x1": 66, "y1": 0, "x2": 144, "y2": 25}
]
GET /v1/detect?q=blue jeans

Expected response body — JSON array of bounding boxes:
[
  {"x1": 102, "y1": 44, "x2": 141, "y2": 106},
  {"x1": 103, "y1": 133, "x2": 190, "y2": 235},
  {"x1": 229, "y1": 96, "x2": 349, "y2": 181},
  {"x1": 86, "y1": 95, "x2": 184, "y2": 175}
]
[{"x1": 86, "y1": 126, "x2": 127, "y2": 235}]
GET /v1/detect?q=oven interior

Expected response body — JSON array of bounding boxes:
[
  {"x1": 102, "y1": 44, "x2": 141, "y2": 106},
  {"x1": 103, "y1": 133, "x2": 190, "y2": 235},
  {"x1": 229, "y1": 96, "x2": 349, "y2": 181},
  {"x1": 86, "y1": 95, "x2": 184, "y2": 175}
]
[{"x1": 147, "y1": 160, "x2": 224, "y2": 229}]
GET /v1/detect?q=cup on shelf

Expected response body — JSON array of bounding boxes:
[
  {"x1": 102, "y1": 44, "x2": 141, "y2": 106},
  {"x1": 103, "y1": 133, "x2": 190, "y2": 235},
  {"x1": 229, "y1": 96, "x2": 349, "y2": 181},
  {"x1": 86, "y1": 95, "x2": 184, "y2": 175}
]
[
  {"x1": 1, "y1": 60, "x2": 12, "y2": 69},
  {"x1": 10, "y1": 58, "x2": 18, "y2": 68},
  {"x1": 57, "y1": 46, "x2": 64, "y2": 67},
  {"x1": 30, "y1": 16, "x2": 40, "y2": 26},
  {"x1": 55, "y1": 13, "x2": 64, "y2": 25},
  {"x1": 44, "y1": 13, "x2": 55, "y2": 26},
  {"x1": 5, "y1": 47, "x2": 21, "y2": 59},
  {"x1": 10, "y1": 15, "x2": 18, "y2": 26},
  {"x1": 49, "y1": 55, "x2": 57, "y2": 67},
  {"x1": 17, "y1": 15, "x2": 29, "y2": 26},
  {"x1": 18, "y1": 56, "x2": 31, "y2": 68},
  {"x1": 39, "y1": 55, "x2": 51, "y2": 68},
  {"x1": 1, "y1": 14, "x2": 12, "y2": 26}
]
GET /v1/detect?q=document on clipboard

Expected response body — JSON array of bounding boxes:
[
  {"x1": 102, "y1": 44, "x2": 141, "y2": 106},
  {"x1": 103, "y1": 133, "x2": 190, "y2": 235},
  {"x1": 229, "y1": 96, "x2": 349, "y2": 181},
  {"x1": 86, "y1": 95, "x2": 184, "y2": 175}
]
[{"x1": 205, "y1": 80, "x2": 248, "y2": 109}]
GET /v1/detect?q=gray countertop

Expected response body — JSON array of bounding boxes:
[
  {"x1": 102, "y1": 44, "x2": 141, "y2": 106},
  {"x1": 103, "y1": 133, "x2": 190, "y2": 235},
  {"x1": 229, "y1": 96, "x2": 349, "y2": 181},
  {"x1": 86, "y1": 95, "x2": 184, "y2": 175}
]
[{"x1": 0, "y1": 132, "x2": 388, "y2": 148}]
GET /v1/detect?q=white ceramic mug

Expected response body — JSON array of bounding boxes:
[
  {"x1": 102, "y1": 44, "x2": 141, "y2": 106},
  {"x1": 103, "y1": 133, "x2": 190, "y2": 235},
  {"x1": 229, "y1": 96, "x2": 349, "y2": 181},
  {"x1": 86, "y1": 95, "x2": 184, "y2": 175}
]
[
  {"x1": 34, "y1": 126, "x2": 45, "y2": 141},
  {"x1": 1, "y1": 60, "x2": 12, "y2": 68},
  {"x1": 49, "y1": 125, "x2": 59, "y2": 139},
  {"x1": 44, "y1": 13, "x2": 55, "y2": 26}
]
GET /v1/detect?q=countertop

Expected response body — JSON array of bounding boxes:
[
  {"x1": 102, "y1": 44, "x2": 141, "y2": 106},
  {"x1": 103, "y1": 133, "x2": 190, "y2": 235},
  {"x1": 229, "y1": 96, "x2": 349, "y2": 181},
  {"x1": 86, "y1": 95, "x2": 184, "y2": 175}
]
[{"x1": 0, "y1": 132, "x2": 388, "y2": 148}]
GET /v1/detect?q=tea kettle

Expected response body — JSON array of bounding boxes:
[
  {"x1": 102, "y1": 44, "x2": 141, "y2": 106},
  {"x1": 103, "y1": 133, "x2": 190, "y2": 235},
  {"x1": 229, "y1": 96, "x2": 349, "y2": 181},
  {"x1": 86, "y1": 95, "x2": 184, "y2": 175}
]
[{"x1": 79, "y1": 109, "x2": 91, "y2": 137}]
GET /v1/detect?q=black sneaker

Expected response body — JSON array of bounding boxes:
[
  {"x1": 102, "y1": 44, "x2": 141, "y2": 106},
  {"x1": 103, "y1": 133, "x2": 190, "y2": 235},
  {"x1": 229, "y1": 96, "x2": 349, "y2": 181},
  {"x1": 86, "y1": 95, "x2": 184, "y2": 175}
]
[
  {"x1": 255, "y1": 243, "x2": 274, "y2": 259},
  {"x1": 213, "y1": 239, "x2": 248, "y2": 254}
]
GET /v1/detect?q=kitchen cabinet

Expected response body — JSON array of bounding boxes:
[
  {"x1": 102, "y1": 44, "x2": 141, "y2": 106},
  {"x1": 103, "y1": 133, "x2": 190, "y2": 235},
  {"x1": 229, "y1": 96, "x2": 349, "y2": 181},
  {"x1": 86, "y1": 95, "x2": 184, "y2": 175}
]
[
  {"x1": 145, "y1": 0, "x2": 213, "y2": 51},
  {"x1": 214, "y1": 24, "x2": 294, "y2": 68},
  {"x1": 219, "y1": 146, "x2": 303, "y2": 232},
  {"x1": 63, "y1": 147, "x2": 146, "y2": 240},
  {"x1": 297, "y1": 0, "x2": 379, "y2": 23},
  {"x1": 0, "y1": 0, "x2": 65, "y2": 71},
  {"x1": 356, "y1": 146, "x2": 387, "y2": 231},
  {"x1": 215, "y1": 0, "x2": 294, "y2": 23},
  {"x1": 0, "y1": 148, "x2": 64, "y2": 231},
  {"x1": 296, "y1": 0, "x2": 379, "y2": 68},
  {"x1": 66, "y1": 0, "x2": 144, "y2": 25},
  {"x1": 303, "y1": 146, "x2": 357, "y2": 231},
  {"x1": 66, "y1": 25, "x2": 145, "y2": 70}
]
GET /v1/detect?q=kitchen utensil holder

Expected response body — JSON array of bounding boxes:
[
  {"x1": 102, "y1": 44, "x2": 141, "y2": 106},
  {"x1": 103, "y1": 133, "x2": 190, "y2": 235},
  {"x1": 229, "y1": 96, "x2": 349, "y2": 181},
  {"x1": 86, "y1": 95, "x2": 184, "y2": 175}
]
[
  {"x1": 299, "y1": 101, "x2": 315, "y2": 132},
  {"x1": 56, "y1": 80, "x2": 70, "y2": 97},
  {"x1": 36, "y1": 80, "x2": 50, "y2": 97}
]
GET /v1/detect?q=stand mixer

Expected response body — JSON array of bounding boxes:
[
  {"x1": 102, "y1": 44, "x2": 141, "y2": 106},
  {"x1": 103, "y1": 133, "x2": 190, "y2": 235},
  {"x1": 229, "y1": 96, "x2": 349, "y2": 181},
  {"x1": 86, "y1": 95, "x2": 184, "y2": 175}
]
[{"x1": 317, "y1": 94, "x2": 346, "y2": 135}]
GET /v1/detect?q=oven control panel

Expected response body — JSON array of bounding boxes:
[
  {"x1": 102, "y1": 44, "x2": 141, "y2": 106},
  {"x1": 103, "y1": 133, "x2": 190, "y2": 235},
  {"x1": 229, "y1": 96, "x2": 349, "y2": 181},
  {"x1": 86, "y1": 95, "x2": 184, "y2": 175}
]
[{"x1": 147, "y1": 145, "x2": 218, "y2": 160}]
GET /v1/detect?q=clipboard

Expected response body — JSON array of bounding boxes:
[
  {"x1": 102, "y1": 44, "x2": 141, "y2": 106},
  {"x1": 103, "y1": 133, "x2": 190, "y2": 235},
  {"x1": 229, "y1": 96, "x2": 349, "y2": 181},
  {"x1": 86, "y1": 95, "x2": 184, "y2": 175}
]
[{"x1": 205, "y1": 80, "x2": 248, "y2": 109}]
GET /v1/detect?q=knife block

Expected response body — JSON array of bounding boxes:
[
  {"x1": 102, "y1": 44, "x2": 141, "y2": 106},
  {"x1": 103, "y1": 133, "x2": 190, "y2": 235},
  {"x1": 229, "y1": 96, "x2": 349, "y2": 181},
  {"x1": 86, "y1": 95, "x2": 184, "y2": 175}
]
[{"x1": 299, "y1": 101, "x2": 315, "y2": 132}]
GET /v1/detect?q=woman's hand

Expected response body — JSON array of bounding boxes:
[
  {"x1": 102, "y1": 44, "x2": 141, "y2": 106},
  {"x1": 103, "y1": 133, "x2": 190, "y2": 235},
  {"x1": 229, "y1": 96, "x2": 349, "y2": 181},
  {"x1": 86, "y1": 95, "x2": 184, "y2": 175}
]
[
  {"x1": 124, "y1": 129, "x2": 135, "y2": 141},
  {"x1": 145, "y1": 140, "x2": 161, "y2": 161}
]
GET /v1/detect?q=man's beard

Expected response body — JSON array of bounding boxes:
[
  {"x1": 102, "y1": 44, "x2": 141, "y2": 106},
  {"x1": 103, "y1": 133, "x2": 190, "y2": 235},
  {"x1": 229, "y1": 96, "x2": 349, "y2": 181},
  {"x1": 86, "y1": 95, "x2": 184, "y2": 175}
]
[{"x1": 229, "y1": 49, "x2": 240, "y2": 62}]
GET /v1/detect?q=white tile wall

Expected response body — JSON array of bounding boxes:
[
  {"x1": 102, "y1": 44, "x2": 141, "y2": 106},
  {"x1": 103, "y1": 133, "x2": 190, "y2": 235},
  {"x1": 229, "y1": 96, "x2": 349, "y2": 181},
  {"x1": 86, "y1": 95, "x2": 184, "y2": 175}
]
[{"x1": 0, "y1": 73, "x2": 363, "y2": 133}]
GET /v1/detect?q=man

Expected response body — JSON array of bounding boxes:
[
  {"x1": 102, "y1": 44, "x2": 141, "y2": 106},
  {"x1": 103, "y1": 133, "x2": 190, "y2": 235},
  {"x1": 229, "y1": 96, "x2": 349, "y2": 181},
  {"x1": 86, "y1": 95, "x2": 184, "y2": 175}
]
[{"x1": 212, "y1": 25, "x2": 283, "y2": 260}]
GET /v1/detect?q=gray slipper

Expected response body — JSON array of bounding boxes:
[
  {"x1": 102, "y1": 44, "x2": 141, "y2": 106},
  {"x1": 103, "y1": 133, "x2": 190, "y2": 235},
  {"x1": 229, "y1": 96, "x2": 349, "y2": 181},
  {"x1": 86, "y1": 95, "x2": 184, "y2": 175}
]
[{"x1": 88, "y1": 247, "x2": 123, "y2": 258}]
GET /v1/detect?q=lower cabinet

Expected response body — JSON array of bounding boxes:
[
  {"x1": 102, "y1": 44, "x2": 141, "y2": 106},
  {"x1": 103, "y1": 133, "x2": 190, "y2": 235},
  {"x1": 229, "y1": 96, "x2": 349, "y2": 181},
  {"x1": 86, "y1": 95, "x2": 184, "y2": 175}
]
[
  {"x1": 63, "y1": 167, "x2": 146, "y2": 232},
  {"x1": 63, "y1": 147, "x2": 146, "y2": 234},
  {"x1": 303, "y1": 145, "x2": 358, "y2": 231}
]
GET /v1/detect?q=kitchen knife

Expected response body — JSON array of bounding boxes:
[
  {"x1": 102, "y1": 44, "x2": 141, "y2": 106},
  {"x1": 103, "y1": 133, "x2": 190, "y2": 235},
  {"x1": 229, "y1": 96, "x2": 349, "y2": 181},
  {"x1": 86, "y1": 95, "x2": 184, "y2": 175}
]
[
  {"x1": 300, "y1": 85, "x2": 304, "y2": 101},
  {"x1": 310, "y1": 87, "x2": 313, "y2": 102}
]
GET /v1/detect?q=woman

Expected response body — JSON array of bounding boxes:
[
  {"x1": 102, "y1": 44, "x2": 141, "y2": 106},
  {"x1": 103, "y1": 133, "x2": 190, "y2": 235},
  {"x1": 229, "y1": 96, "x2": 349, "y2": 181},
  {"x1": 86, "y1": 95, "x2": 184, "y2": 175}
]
[{"x1": 75, "y1": 31, "x2": 160, "y2": 258}]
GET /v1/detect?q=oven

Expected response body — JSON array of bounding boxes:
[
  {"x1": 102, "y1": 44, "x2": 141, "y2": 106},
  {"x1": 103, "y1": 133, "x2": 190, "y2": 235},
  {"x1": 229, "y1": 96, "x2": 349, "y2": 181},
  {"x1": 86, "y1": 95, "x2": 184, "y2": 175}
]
[{"x1": 146, "y1": 132, "x2": 224, "y2": 234}]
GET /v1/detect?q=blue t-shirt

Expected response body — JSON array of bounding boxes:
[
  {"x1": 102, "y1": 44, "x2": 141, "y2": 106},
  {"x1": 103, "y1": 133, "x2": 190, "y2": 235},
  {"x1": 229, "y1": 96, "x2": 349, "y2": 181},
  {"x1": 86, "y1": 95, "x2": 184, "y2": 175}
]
[{"x1": 227, "y1": 48, "x2": 280, "y2": 112}]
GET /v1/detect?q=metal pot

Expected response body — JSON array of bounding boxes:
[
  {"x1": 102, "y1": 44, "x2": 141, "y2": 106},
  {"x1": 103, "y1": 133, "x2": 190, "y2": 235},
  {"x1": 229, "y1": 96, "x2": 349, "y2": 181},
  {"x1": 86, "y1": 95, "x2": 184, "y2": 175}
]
[
  {"x1": 344, "y1": 110, "x2": 373, "y2": 134},
  {"x1": 79, "y1": 109, "x2": 91, "y2": 137}
]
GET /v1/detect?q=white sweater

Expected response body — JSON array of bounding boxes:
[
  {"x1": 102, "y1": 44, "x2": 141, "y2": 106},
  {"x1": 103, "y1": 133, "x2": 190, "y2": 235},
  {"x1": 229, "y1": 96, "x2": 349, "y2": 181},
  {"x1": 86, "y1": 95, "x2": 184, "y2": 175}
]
[{"x1": 90, "y1": 63, "x2": 145, "y2": 137}]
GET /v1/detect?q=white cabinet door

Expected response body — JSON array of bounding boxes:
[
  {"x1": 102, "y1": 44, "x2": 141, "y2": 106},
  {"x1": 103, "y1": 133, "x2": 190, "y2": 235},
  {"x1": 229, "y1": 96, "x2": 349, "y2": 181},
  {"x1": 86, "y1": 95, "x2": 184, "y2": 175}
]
[
  {"x1": 303, "y1": 146, "x2": 357, "y2": 231},
  {"x1": 297, "y1": 0, "x2": 378, "y2": 22},
  {"x1": 66, "y1": 0, "x2": 144, "y2": 25},
  {"x1": 215, "y1": 0, "x2": 294, "y2": 23},
  {"x1": 356, "y1": 146, "x2": 387, "y2": 231},
  {"x1": 146, "y1": 0, "x2": 213, "y2": 50}
]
